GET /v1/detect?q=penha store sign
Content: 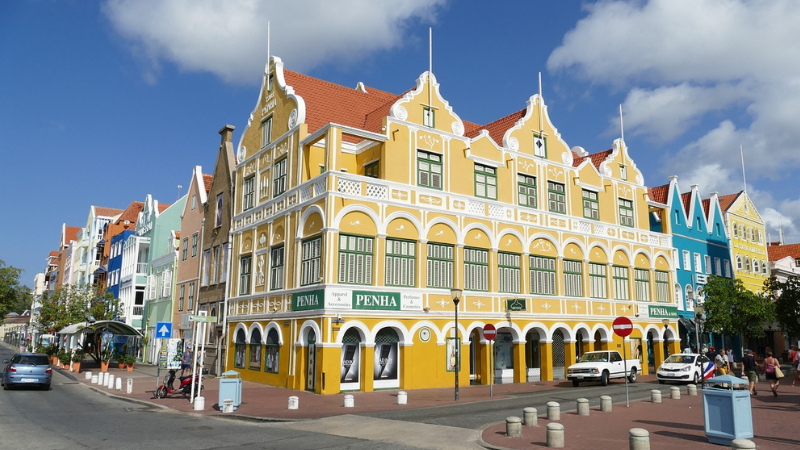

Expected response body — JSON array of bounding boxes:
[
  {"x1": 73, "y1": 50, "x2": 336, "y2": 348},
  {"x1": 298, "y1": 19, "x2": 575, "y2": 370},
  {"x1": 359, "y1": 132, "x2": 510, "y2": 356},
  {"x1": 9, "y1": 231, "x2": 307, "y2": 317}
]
[{"x1": 292, "y1": 289, "x2": 422, "y2": 312}]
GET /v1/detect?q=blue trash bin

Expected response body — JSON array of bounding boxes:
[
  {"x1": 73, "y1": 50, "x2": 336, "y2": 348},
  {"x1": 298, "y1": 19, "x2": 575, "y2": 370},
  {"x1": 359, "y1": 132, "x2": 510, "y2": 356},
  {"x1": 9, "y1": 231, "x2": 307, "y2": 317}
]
[
  {"x1": 218, "y1": 370, "x2": 242, "y2": 411},
  {"x1": 702, "y1": 374, "x2": 753, "y2": 445}
]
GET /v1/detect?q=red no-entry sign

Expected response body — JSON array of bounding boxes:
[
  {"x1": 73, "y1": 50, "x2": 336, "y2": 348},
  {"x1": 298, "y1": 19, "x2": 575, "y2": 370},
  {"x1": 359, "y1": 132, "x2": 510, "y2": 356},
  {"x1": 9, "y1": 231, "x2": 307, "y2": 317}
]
[
  {"x1": 483, "y1": 324, "x2": 497, "y2": 341},
  {"x1": 612, "y1": 316, "x2": 634, "y2": 337}
]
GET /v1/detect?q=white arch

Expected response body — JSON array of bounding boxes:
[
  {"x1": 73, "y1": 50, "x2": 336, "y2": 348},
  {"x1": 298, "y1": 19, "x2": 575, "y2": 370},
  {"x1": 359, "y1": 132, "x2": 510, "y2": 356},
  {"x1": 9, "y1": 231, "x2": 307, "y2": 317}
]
[
  {"x1": 264, "y1": 321, "x2": 284, "y2": 345},
  {"x1": 408, "y1": 320, "x2": 444, "y2": 344},
  {"x1": 332, "y1": 204, "x2": 382, "y2": 234},
  {"x1": 561, "y1": 238, "x2": 588, "y2": 259},
  {"x1": 573, "y1": 322, "x2": 593, "y2": 340},
  {"x1": 334, "y1": 320, "x2": 371, "y2": 344},
  {"x1": 371, "y1": 320, "x2": 412, "y2": 345},
  {"x1": 493, "y1": 320, "x2": 523, "y2": 343},
  {"x1": 549, "y1": 322, "x2": 575, "y2": 342},
  {"x1": 589, "y1": 323, "x2": 613, "y2": 343},
  {"x1": 462, "y1": 223, "x2": 494, "y2": 248},
  {"x1": 437, "y1": 321, "x2": 469, "y2": 345},
  {"x1": 423, "y1": 217, "x2": 463, "y2": 244},
  {"x1": 586, "y1": 241, "x2": 611, "y2": 260},
  {"x1": 520, "y1": 322, "x2": 549, "y2": 341},
  {"x1": 232, "y1": 323, "x2": 248, "y2": 342},
  {"x1": 384, "y1": 211, "x2": 424, "y2": 238},
  {"x1": 296, "y1": 320, "x2": 322, "y2": 346},
  {"x1": 495, "y1": 228, "x2": 526, "y2": 252},
  {"x1": 610, "y1": 245, "x2": 633, "y2": 265},
  {"x1": 632, "y1": 248, "x2": 653, "y2": 268},
  {"x1": 297, "y1": 204, "x2": 326, "y2": 239},
  {"x1": 247, "y1": 322, "x2": 265, "y2": 344},
  {"x1": 653, "y1": 250, "x2": 674, "y2": 271},
  {"x1": 527, "y1": 233, "x2": 560, "y2": 256}
]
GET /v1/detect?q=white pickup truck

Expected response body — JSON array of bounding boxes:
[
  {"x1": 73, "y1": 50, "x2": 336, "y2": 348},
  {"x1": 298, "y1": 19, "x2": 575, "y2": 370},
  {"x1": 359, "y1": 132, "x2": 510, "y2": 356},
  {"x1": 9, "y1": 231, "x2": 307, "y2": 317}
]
[{"x1": 567, "y1": 350, "x2": 640, "y2": 387}]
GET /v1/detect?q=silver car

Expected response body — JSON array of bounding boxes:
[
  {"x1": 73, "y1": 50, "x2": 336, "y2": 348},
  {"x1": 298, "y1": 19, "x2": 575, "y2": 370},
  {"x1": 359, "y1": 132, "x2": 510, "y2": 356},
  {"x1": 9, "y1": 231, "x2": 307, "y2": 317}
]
[{"x1": 2, "y1": 353, "x2": 52, "y2": 390}]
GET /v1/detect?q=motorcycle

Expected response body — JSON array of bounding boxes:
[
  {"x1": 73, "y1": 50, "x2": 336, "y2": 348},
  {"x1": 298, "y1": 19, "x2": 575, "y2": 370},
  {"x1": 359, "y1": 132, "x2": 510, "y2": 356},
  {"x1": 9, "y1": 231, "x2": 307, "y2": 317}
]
[{"x1": 155, "y1": 369, "x2": 203, "y2": 399}]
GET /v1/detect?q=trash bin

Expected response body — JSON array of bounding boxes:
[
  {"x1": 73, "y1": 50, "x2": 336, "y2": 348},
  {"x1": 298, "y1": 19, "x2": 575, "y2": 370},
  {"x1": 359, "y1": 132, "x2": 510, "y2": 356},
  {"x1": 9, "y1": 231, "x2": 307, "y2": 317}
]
[
  {"x1": 218, "y1": 370, "x2": 242, "y2": 411},
  {"x1": 702, "y1": 374, "x2": 753, "y2": 445}
]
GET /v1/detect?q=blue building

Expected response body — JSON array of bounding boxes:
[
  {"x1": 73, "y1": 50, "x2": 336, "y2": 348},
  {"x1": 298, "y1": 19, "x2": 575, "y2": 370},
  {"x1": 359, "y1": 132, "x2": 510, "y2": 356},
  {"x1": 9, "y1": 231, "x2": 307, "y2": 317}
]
[{"x1": 649, "y1": 176, "x2": 734, "y2": 353}]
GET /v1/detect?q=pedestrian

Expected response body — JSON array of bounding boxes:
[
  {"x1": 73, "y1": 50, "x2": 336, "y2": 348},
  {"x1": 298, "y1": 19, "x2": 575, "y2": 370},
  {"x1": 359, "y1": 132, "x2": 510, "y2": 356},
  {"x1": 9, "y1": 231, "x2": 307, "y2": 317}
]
[
  {"x1": 793, "y1": 346, "x2": 800, "y2": 387},
  {"x1": 741, "y1": 349, "x2": 759, "y2": 396},
  {"x1": 180, "y1": 347, "x2": 192, "y2": 377},
  {"x1": 715, "y1": 348, "x2": 728, "y2": 375},
  {"x1": 726, "y1": 346, "x2": 735, "y2": 373},
  {"x1": 762, "y1": 349, "x2": 781, "y2": 397}
]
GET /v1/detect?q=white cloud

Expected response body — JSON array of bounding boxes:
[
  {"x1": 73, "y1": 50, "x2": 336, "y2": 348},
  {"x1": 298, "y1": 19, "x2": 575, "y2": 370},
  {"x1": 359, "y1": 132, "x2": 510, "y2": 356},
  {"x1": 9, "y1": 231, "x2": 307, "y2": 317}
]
[{"x1": 103, "y1": 0, "x2": 445, "y2": 84}]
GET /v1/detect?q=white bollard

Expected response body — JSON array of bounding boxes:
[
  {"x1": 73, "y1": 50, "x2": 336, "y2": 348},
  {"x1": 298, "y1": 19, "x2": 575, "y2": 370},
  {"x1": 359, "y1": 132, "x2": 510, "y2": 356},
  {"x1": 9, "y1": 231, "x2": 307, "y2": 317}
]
[
  {"x1": 600, "y1": 395, "x2": 612, "y2": 412},
  {"x1": 343, "y1": 394, "x2": 355, "y2": 408},
  {"x1": 194, "y1": 396, "x2": 205, "y2": 410},
  {"x1": 670, "y1": 386, "x2": 680, "y2": 400},
  {"x1": 107, "y1": 374, "x2": 114, "y2": 389},
  {"x1": 547, "y1": 401, "x2": 560, "y2": 421},
  {"x1": 126, "y1": 378, "x2": 133, "y2": 394},
  {"x1": 115, "y1": 377, "x2": 122, "y2": 391},
  {"x1": 576, "y1": 398, "x2": 590, "y2": 416},
  {"x1": 506, "y1": 417, "x2": 522, "y2": 438},
  {"x1": 85, "y1": 371, "x2": 92, "y2": 380},
  {"x1": 91, "y1": 375, "x2": 98, "y2": 384},
  {"x1": 730, "y1": 439, "x2": 757, "y2": 449},
  {"x1": 288, "y1": 396, "x2": 299, "y2": 410},
  {"x1": 651, "y1": 390, "x2": 662, "y2": 403},
  {"x1": 102, "y1": 372, "x2": 109, "y2": 386},
  {"x1": 629, "y1": 428, "x2": 650, "y2": 450},
  {"x1": 546, "y1": 422, "x2": 565, "y2": 448},
  {"x1": 397, "y1": 391, "x2": 407, "y2": 405},
  {"x1": 523, "y1": 407, "x2": 538, "y2": 427},
  {"x1": 687, "y1": 384, "x2": 697, "y2": 396}
]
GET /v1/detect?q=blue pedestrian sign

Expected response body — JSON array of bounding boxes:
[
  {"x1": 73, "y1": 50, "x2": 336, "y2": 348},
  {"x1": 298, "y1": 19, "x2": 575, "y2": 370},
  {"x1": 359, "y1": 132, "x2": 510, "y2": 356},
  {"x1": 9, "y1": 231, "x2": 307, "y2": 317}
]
[{"x1": 155, "y1": 322, "x2": 172, "y2": 339}]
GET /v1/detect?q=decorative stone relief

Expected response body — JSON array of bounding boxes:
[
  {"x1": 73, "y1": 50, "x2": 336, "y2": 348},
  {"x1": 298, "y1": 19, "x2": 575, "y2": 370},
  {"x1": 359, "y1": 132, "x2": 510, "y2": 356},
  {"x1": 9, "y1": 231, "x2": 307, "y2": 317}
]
[
  {"x1": 508, "y1": 137, "x2": 519, "y2": 151},
  {"x1": 451, "y1": 121, "x2": 464, "y2": 136},
  {"x1": 256, "y1": 255, "x2": 265, "y2": 286},
  {"x1": 391, "y1": 190, "x2": 409, "y2": 201},
  {"x1": 259, "y1": 233, "x2": 267, "y2": 246},
  {"x1": 275, "y1": 140, "x2": 289, "y2": 156},
  {"x1": 237, "y1": 146, "x2": 246, "y2": 164},
  {"x1": 391, "y1": 104, "x2": 408, "y2": 121},
  {"x1": 562, "y1": 151, "x2": 573, "y2": 165},
  {"x1": 418, "y1": 133, "x2": 439, "y2": 149},
  {"x1": 531, "y1": 240, "x2": 553, "y2": 252},
  {"x1": 618, "y1": 185, "x2": 632, "y2": 198},
  {"x1": 288, "y1": 109, "x2": 298, "y2": 129},
  {"x1": 547, "y1": 167, "x2": 564, "y2": 180}
]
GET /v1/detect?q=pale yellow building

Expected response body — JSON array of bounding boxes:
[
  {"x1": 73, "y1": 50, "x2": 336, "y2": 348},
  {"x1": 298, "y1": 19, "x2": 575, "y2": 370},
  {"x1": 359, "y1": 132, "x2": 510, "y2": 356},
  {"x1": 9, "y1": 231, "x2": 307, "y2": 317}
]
[
  {"x1": 718, "y1": 191, "x2": 769, "y2": 293},
  {"x1": 225, "y1": 57, "x2": 680, "y2": 394}
]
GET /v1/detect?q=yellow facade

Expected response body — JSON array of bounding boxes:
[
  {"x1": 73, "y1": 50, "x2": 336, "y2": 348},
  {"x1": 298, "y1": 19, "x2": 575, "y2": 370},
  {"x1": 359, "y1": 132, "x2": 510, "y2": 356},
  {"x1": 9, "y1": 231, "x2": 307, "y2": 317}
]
[
  {"x1": 225, "y1": 57, "x2": 681, "y2": 394},
  {"x1": 722, "y1": 192, "x2": 769, "y2": 293}
]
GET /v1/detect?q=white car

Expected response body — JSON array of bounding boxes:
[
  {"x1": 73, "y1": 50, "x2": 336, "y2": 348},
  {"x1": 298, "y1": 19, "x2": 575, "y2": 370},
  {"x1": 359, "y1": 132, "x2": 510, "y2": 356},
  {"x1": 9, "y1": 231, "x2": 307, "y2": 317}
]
[{"x1": 656, "y1": 353, "x2": 710, "y2": 384}]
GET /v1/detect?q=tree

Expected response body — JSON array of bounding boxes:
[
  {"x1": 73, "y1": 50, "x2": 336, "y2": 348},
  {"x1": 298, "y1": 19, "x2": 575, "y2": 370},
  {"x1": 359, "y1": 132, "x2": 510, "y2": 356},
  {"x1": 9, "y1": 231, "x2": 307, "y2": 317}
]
[
  {"x1": 0, "y1": 260, "x2": 32, "y2": 323},
  {"x1": 702, "y1": 275, "x2": 775, "y2": 339},
  {"x1": 37, "y1": 285, "x2": 121, "y2": 333},
  {"x1": 764, "y1": 275, "x2": 800, "y2": 337}
]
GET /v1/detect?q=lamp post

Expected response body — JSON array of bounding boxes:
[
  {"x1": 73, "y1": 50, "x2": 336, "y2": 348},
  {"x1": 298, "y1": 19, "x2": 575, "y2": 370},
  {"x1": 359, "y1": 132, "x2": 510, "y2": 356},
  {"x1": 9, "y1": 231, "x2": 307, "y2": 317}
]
[
  {"x1": 451, "y1": 288, "x2": 462, "y2": 402},
  {"x1": 662, "y1": 318, "x2": 670, "y2": 358},
  {"x1": 694, "y1": 305, "x2": 706, "y2": 389}
]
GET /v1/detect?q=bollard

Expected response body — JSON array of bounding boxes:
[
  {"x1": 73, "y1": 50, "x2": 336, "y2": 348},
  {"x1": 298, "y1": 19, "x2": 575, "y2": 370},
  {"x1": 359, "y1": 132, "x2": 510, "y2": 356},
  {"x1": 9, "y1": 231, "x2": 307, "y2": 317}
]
[
  {"x1": 730, "y1": 439, "x2": 756, "y2": 449},
  {"x1": 505, "y1": 416, "x2": 522, "y2": 438},
  {"x1": 600, "y1": 395, "x2": 613, "y2": 412},
  {"x1": 670, "y1": 386, "x2": 680, "y2": 400},
  {"x1": 547, "y1": 401, "x2": 561, "y2": 421},
  {"x1": 523, "y1": 407, "x2": 538, "y2": 427},
  {"x1": 576, "y1": 398, "x2": 590, "y2": 416},
  {"x1": 629, "y1": 428, "x2": 650, "y2": 450},
  {"x1": 91, "y1": 375, "x2": 98, "y2": 384},
  {"x1": 126, "y1": 378, "x2": 133, "y2": 394},
  {"x1": 687, "y1": 384, "x2": 697, "y2": 396},
  {"x1": 546, "y1": 422, "x2": 565, "y2": 448},
  {"x1": 194, "y1": 396, "x2": 205, "y2": 410},
  {"x1": 343, "y1": 394, "x2": 354, "y2": 408},
  {"x1": 85, "y1": 371, "x2": 92, "y2": 380},
  {"x1": 223, "y1": 398, "x2": 234, "y2": 413},
  {"x1": 102, "y1": 372, "x2": 109, "y2": 386},
  {"x1": 115, "y1": 377, "x2": 122, "y2": 391},
  {"x1": 651, "y1": 390, "x2": 662, "y2": 403},
  {"x1": 397, "y1": 391, "x2": 407, "y2": 405},
  {"x1": 288, "y1": 396, "x2": 299, "y2": 410},
  {"x1": 107, "y1": 374, "x2": 114, "y2": 389}
]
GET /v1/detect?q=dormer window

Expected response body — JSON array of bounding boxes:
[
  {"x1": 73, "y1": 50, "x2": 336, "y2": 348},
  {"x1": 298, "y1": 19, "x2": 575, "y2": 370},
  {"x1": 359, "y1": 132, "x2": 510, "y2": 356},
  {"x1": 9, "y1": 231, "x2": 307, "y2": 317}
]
[
  {"x1": 533, "y1": 132, "x2": 546, "y2": 158},
  {"x1": 261, "y1": 116, "x2": 273, "y2": 148},
  {"x1": 267, "y1": 73, "x2": 274, "y2": 92},
  {"x1": 620, "y1": 165, "x2": 627, "y2": 180},
  {"x1": 423, "y1": 107, "x2": 435, "y2": 128}
]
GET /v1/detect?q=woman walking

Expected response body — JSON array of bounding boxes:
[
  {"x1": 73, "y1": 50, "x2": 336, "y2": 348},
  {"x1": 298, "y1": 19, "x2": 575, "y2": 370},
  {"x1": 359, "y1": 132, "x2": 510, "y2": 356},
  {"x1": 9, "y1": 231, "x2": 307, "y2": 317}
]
[{"x1": 763, "y1": 349, "x2": 781, "y2": 396}]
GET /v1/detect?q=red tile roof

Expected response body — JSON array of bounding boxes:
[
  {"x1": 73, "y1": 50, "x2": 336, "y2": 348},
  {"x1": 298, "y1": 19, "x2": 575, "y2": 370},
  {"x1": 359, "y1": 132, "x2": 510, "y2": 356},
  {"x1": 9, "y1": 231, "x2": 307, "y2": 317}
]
[
  {"x1": 701, "y1": 199, "x2": 711, "y2": 216},
  {"x1": 203, "y1": 174, "x2": 213, "y2": 194},
  {"x1": 157, "y1": 202, "x2": 172, "y2": 213},
  {"x1": 64, "y1": 226, "x2": 81, "y2": 243},
  {"x1": 49, "y1": 251, "x2": 59, "y2": 258},
  {"x1": 95, "y1": 206, "x2": 124, "y2": 217},
  {"x1": 572, "y1": 149, "x2": 613, "y2": 171},
  {"x1": 116, "y1": 201, "x2": 145, "y2": 225},
  {"x1": 681, "y1": 192, "x2": 692, "y2": 215},
  {"x1": 717, "y1": 192, "x2": 741, "y2": 212},
  {"x1": 648, "y1": 184, "x2": 669, "y2": 204},
  {"x1": 767, "y1": 242, "x2": 800, "y2": 261},
  {"x1": 468, "y1": 108, "x2": 525, "y2": 144}
]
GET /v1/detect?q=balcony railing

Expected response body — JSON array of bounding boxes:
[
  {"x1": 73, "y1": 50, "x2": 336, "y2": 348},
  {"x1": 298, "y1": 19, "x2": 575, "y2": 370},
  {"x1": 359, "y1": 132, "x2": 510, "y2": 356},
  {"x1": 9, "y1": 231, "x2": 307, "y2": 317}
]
[
  {"x1": 136, "y1": 263, "x2": 147, "y2": 274},
  {"x1": 132, "y1": 306, "x2": 144, "y2": 316}
]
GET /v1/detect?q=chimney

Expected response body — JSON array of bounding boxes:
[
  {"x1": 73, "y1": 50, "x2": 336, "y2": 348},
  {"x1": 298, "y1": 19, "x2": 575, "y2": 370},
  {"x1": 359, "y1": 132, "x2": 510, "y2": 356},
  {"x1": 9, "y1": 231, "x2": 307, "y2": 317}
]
[{"x1": 219, "y1": 124, "x2": 235, "y2": 145}]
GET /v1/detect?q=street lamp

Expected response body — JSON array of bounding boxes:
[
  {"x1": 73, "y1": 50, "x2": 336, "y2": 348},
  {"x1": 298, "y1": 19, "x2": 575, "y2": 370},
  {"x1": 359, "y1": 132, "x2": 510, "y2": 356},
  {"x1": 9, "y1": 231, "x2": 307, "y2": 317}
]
[
  {"x1": 694, "y1": 305, "x2": 706, "y2": 389},
  {"x1": 451, "y1": 288, "x2": 462, "y2": 402},
  {"x1": 662, "y1": 318, "x2": 670, "y2": 358}
]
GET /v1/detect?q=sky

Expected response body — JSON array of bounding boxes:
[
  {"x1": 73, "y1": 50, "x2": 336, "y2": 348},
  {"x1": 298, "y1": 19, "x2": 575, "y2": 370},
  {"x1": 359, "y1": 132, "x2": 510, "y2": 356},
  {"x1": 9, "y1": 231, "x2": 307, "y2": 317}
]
[{"x1": 3, "y1": 0, "x2": 799, "y2": 288}]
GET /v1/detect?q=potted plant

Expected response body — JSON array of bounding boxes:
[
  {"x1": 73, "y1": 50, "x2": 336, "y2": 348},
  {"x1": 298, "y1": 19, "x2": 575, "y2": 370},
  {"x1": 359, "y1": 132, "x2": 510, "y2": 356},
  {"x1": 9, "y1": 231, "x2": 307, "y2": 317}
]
[
  {"x1": 59, "y1": 351, "x2": 70, "y2": 369},
  {"x1": 125, "y1": 354, "x2": 136, "y2": 371},
  {"x1": 46, "y1": 345, "x2": 59, "y2": 365},
  {"x1": 71, "y1": 352, "x2": 82, "y2": 373},
  {"x1": 100, "y1": 348, "x2": 112, "y2": 372},
  {"x1": 115, "y1": 352, "x2": 126, "y2": 369}
]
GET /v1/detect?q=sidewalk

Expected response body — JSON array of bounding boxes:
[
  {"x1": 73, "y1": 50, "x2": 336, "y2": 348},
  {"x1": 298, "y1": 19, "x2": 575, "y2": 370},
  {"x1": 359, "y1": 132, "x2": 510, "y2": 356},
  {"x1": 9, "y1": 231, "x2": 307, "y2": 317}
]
[{"x1": 60, "y1": 361, "x2": 800, "y2": 449}]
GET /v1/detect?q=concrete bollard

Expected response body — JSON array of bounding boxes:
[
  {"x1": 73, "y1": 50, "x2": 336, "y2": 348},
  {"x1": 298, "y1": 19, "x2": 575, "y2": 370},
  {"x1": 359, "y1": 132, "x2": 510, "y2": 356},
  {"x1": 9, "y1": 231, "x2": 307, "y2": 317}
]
[
  {"x1": 115, "y1": 377, "x2": 122, "y2": 391},
  {"x1": 397, "y1": 391, "x2": 407, "y2": 405},
  {"x1": 523, "y1": 407, "x2": 538, "y2": 427},
  {"x1": 193, "y1": 396, "x2": 205, "y2": 411},
  {"x1": 730, "y1": 439, "x2": 756, "y2": 449},
  {"x1": 288, "y1": 396, "x2": 299, "y2": 410},
  {"x1": 651, "y1": 389, "x2": 662, "y2": 403},
  {"x1": 85, "y1": 371, "x2": 92, "y2": 380},
  {"x1": 546, "y1": 422, "x2": 565, "y2": 448},
  {"x1": 629, "y1": 428, "x2": 650, "y2": 450},
  {"x1": 343, "y1": 394, "x2": 354, "y2": 408},
  {"x1": 505, "y1": 416, "x2": 522, "y2": 438},
  {"x1": 102, "y1": 372, "x2": 108, "y2": 386},
  {"x1": 687, "y1": 384, "x2": 697, "y2": 396},
  {"x1": 91, "y1": 375, "x2": 98, "y2": 384},
  {"x1": 576, "y1": 398, "x2": 590, "y2": 416},
  {"x1": 670, "y1": 386, "x2": 680, "y2": 400},
  {"x1": 600, "y1": 395, "x2": 613, "y2": 412},
  {"x1": 107, "y1": 374, "x2": 114, "y2": 389},
  {"x1": 126, "y1": 378, "x2": 133, "y2": 394},
  {"x1": 547, "y1": 401, "x2": 561, "y2": 421}
]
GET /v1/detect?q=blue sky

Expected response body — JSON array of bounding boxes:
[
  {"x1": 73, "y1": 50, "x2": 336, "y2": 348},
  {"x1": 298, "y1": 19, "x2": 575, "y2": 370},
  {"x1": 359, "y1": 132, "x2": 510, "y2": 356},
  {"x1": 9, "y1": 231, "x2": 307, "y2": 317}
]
[{"x1": 3, "y1": 0, "x2": 799, "y2": 288}]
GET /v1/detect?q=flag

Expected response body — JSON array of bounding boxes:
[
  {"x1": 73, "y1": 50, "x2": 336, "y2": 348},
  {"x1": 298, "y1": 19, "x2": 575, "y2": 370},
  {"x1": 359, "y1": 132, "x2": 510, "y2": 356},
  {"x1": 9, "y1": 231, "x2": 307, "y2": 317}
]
[{"x1": 703, "y1": 360, "x2": 715, "y2": 379}]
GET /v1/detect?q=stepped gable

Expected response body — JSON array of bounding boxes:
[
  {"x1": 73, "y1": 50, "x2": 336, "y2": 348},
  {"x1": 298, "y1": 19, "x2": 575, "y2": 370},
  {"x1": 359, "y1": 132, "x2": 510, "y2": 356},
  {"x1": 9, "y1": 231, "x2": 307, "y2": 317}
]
[
  {"x1": 284, "y1": 70, "x2": 398, "y2": 138},
  {"x1": 647, "y1": 184, "x2": 669, "y2": 204},
  {"x1": 680, "y1": 192, "x2": 692, "y2": 216},
  {"x1": 203, "y1": 174, "x2": 213, "y2": 194},
  {"x1": 767, "y1": 242, "x2": 800, "y2": 261}
]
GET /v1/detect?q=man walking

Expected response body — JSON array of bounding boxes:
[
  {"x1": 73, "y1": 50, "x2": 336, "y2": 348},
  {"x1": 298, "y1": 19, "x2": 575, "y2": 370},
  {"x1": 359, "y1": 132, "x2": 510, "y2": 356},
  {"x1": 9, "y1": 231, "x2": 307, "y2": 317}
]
[{"x1": 741, "y1": 349, "x2": 759, "y2": 395}]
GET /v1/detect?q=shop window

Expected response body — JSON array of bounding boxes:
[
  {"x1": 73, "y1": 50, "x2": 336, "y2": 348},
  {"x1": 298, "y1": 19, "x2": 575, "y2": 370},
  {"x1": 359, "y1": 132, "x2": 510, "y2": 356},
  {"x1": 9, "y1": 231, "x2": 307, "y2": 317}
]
[
  {"x1": 249, "y1": 329, "x2": 262, "y2": 371},
  {"x1": 265, "y1": 329, "x2": 279, "y2": 373},
  {"x1": 234, "y1": 329, "x2": 246, "y2": 369}
]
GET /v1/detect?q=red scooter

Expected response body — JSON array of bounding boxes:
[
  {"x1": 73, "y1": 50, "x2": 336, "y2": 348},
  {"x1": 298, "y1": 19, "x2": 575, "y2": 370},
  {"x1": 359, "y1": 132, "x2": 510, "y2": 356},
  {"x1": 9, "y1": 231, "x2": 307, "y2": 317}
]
[{"x1": 155, "y1": 369, "x2": 202, "y2": 399}]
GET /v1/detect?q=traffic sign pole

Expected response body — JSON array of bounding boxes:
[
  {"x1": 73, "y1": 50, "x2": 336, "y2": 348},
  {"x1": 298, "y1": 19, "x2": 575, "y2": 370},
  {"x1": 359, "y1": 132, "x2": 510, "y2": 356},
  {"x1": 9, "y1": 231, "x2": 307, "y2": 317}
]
[
  {"x1": 612, "y1": 316, "x2": 634, "y2": 407},
  {"x1": 483, "y1": 324, "x2": 496, "y2": 398}
]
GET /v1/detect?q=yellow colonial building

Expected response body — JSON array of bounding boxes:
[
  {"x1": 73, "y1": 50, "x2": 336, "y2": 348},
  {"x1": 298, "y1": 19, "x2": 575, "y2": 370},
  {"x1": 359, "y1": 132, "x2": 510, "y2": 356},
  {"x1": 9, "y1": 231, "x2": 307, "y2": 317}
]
[
  {"x1": 718, "y1": 192, "x2": 769, "y2": 293},
  {"x1": 225, "y1": 56, "x2": 680, "y2": 394}
]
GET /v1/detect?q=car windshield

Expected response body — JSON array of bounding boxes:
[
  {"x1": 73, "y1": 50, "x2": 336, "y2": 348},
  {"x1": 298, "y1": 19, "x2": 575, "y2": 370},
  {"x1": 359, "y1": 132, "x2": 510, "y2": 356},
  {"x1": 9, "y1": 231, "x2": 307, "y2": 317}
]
[
  {"x1": 580, "y1": 353, "x2": 608, "y2": 362},
  {"x1": 665, "y1": 355, "x2": 695, "y2": 364}
]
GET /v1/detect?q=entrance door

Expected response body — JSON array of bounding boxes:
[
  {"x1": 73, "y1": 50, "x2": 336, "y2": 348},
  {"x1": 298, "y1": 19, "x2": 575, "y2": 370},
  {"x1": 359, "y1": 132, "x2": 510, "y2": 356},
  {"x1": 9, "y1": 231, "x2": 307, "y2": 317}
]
[
  {"x1": 306, "y1": 329, "x2": 316, "y2": 391},
  {"x1": 552, "y1": 330, "x2": 566, "y2": 380},
  {"x1": 525, "y1": 331, "x2": 541, "y2": 381},
  {"x1": 469, "y1": 330, "x2": 479, "y2": 384},
  {"x1": 340, "y1": 329, "x2": 361, "y2": 391},
  {"x1": 373, "y1": 328, "x2": 399, "y2": 389}
]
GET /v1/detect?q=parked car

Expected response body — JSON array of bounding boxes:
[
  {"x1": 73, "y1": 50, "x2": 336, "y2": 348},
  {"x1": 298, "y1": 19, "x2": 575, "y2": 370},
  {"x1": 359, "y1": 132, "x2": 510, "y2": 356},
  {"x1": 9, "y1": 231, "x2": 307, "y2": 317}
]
[
  {"x1": 567, "y1": 350, "x2": 640, "y2": 386},
  {"x1": 656, "y1": 353, "x2": 710, "y2": 384},
  {"x1": 2, "y1": 353, "x2": 52, "y2": 390}
]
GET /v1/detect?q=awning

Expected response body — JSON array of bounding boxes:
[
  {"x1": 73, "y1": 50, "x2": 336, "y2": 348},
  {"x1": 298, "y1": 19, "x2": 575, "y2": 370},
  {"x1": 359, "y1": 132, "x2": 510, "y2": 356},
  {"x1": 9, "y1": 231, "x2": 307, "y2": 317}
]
[
  {"x1": 678, "y1": 316, "x2": 697, "y2": 333},
  {"x1": 58, "y1": 320, "x2": 142, "y2": 337},
  {"x1": 59, "y1": 322, "x2": 91, "y2": 334},
  {"x1": 93, "y1": 265, "x2": 108, "y2": 275}
]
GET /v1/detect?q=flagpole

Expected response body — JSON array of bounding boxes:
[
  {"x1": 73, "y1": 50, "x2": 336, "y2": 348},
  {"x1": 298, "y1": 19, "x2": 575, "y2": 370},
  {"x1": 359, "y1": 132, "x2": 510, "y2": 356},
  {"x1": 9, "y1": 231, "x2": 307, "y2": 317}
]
[{"x1": 740, "y1": 145, "x2": 747, "y2": 194}]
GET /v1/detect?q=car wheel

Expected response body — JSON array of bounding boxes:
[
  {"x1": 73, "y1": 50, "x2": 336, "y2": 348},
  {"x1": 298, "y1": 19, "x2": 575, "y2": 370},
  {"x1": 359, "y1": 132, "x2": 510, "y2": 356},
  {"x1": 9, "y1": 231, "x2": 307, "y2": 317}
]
[
  {"x1": 628, "y1": 368, "x2": 637, "y2": 383},
  {"x1": 692, "y1": 373, "x2": 700, "y2": 384},
  {"x1": 658, "y1": 379, "x2": 665, "y2": 384},
  {"x1": 572, "y1": 380, "x2": 580, "y2": 387},
  {"x1": 600, "y1": 371, "x2": 609, "y2": 386}
]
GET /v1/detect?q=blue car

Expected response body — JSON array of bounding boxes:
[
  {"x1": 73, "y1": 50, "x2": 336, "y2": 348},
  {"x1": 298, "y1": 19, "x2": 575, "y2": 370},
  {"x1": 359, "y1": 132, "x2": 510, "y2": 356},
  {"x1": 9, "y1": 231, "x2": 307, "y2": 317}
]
[{"x1": 2, "y1": 353, "x2": 52, "y2": 390}]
